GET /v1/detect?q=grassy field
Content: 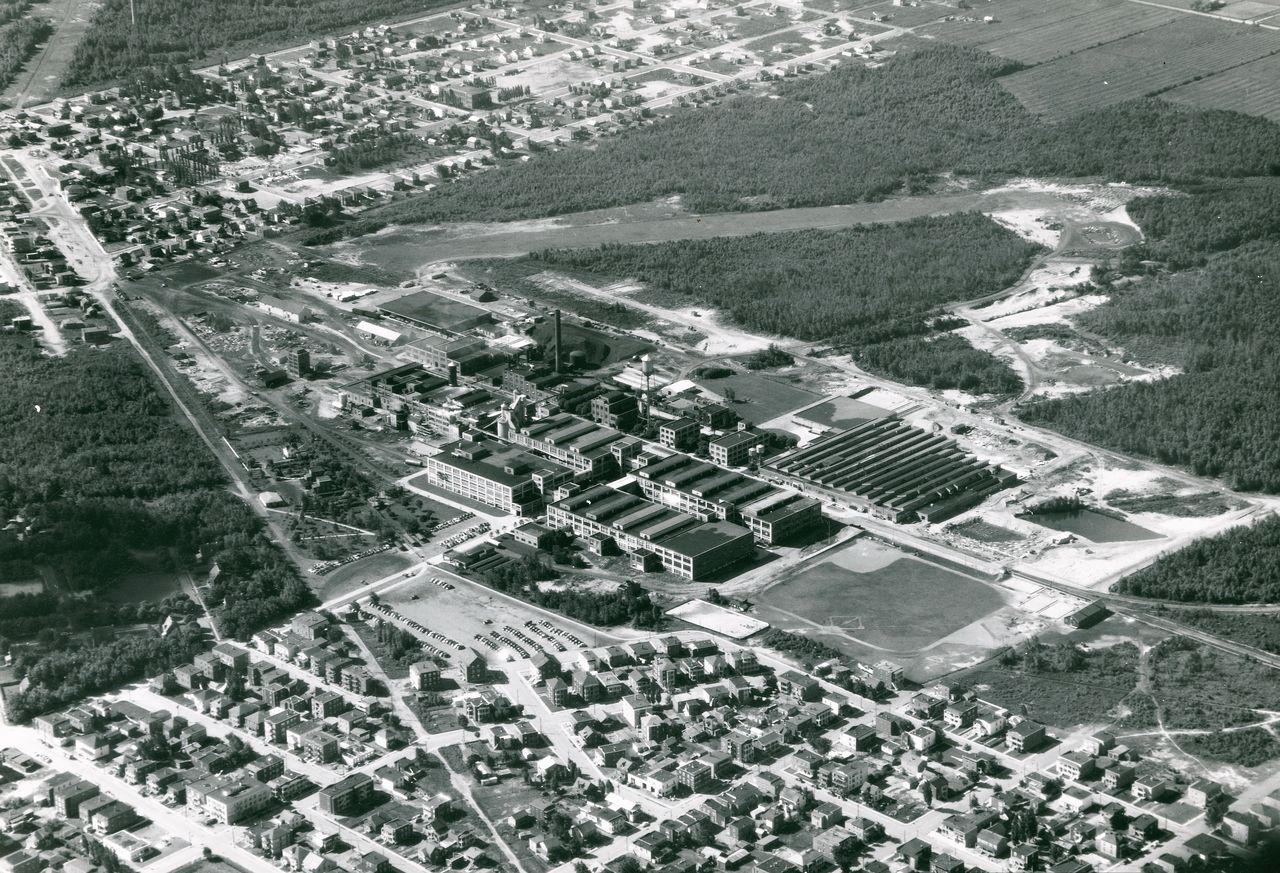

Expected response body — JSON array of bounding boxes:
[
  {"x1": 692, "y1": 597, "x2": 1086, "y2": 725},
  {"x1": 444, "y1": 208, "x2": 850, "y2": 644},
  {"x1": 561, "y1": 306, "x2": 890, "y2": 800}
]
[
  {"x1": 757, "y1": 538, "x2": 1004, "y2": 651},
  {"x1": 693, "y1": 372, "x2": 822, "y2": 425},
  {"x1": 961, "y1": 642, "x2": 1141, "y2": 728},
  {"x1": 0, "y1": 0, "x2": 99, "y2": 108},
  {"x1": 920, "y1": 0, "x2": 1178, "y2": 65},
  {"x1": 794, "y1": 396, "x2": 892, "y2": 428},
  {"x1": 999, "y1": 16, "x2": 1280, "y2": 120}
]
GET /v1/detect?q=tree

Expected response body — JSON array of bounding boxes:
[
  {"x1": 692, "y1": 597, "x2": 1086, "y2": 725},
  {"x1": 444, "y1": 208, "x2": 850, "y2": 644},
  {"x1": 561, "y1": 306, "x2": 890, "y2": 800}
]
[{"x1": 920, "y1": 780, "x2": 934, "y2": 807}]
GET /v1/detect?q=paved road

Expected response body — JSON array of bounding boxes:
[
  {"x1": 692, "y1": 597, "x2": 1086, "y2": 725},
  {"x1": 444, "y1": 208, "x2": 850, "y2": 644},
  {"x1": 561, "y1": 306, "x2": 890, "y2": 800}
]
[{"x1": 0, "y1": 721, "x2": 280, "y2": 873}]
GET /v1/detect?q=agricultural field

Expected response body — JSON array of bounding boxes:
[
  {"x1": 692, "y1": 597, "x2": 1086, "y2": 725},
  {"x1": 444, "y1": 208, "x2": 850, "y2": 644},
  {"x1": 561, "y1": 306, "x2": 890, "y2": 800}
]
[
  {"x1": 999, "y1": 16, "x2": 1280, "y2": 120},
  {"x1": 1162, "y1": 52, "x2": 1280, "y2": 122},
  {"x1": 919, "y1": 0, "x2": 1179, "y2": 66}
]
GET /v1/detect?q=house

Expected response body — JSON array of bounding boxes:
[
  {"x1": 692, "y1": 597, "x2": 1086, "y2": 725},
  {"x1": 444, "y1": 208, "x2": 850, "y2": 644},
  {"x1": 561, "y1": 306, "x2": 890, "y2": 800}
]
[
  {"x1": 1186, "y1": 779, "x2": 1224, "y2": 809},
  {"x1": 1133, "y1": 774, "x2": 1172, "y2": 802},
  {"x1": 409, "y1": 661, "x2": 440, "y2": 691},
  {"x1": 943, "y1": 702, "x2": 977, "y2": 730},
  {"x1": 1007, "y1": 720, "x2": 1046, "y2": 753},
  {"x1": 1094, "y1": 760, "x2": 1133, "y2": 791},
  {"x1": 1129, "y1": 813, "x2": 1159, "y2": 842},
  {"x1": 1057, "y1": 751, "x2": 1097, "y2": 782},
  {"x1": 1222, "y1": 809, "x2": 1258, "y2": 846}
]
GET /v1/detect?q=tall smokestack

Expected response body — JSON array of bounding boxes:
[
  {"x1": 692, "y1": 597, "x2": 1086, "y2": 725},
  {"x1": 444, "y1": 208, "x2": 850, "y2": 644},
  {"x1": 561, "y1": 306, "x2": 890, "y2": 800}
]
[
  {"x1": 553, "y1": 309, "x2": 562, "y2": 373},
  {"x1": 447, "y1": 363, "x2": 458, "y2": 387}
]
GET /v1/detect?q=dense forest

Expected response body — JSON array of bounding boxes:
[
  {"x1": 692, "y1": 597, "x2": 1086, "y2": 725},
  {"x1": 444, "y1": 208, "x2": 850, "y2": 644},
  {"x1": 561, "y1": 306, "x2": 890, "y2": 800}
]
[
  {"x1": 311, "y1": 44, "x2": 1280, "y2": 240},
  {"x1": 64, "y1": 0, "x2": 455, "y2": 86},
  {"x1": 1124, "y1": 183, "x2": 1280, "y2": 271},
  {"x1": 522, "y1": 213, "x2": 1035, "y2": 394},
  {"x1": 1019, "y1": 242, "x2": 1280, "y2": 491},
  {"x1": 0, "y1": 334, "x2": 314, "y2": 720},
  {"x1": 855, "y1": 333, "x2": 1023, "y2": 397},
  {"x1": 1115, "y1": 516, "x2": 1280, "y2": 603}
]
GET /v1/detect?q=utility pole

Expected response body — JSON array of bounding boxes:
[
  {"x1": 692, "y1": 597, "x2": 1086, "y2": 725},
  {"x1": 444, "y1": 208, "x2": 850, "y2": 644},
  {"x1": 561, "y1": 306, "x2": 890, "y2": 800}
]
[{"x1": 130, "y1": 0, "x2": 137, "y2": 27}]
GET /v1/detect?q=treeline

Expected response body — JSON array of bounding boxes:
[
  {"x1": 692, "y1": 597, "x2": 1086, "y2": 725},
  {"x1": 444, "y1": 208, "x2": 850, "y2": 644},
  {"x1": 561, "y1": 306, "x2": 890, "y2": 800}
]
[
  {"x1": 479, "y1": 556, "x2": 662, "y2": 628},
  {"x1": 313, "y1": 44, "x2": 1280, "y2": 238},
  {"x1": 1019, "y1": 242, "x2": 1280, "y2": 491},
  {"x1": 520, "y1": 213, "x2": 1033, "y2": 394},
  {"x1": 64, "y1": 0, "x2": 456, "y2": 86},
  {"x1": 526, "y1": 214, "x2": 1040, "y2": 344},
  {"x1": 6, "y1": 624, "x2": 208, "y2": 723},
  {"x1": 1115, "y1": 516, "x2": 1280, "y2": 603},
  {"x1": 0, "y1": 16, "x2": 51, "y2": 91}
]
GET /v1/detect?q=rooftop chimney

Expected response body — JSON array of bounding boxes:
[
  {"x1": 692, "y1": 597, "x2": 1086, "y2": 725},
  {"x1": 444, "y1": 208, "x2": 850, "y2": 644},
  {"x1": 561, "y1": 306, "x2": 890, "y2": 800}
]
[{"x1": 553, "y1": 309, "x2": 563, "y2": 373}]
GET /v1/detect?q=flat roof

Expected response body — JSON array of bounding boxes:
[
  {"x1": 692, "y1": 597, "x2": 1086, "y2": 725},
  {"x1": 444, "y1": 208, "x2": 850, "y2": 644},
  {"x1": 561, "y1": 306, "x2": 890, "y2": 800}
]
[
  {"x1": 712, "y1": 430, "x2": 759, "y2": 449},
  {"x1": 658, "y1": 521, "x2": 753, "y2": 559},
  {"x1": 433, "y1": 438, "x2": 567, "y2": 488},
  {"x1": 380, "y1": 290, "x2": 491, "y2": 332}
]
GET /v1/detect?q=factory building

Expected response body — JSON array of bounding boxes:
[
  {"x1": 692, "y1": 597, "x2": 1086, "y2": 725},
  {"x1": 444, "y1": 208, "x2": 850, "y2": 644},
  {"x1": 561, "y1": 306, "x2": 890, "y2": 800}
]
[
  {"x1": 420, "y1": 433, "x2": 573, "y2": 515},
  {"x1": 632, "y1": 453, "x2": 822, "y2": 545},
  {"x1": 769, "y1": 417, "x2": 1018, "y2": 523},
  {"x1": 400, "y1": 334, "x2": 490, "y2": 376},
  {"x1": 546, "y1": 484, "x2": 755, "y2": 580},
  {"x1": 337, "y1": 363, "x2": 490, "y2": 433},
  {"x1": 498, "y1": 411, "x2": 629, "y2": 478}
]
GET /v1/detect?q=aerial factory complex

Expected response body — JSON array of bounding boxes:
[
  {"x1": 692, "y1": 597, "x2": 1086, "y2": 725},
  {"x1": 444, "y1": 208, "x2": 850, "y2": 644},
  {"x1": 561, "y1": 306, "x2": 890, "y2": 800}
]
[{"x1": 1, "y1": 2, "x2": 1280, "y2": 873}]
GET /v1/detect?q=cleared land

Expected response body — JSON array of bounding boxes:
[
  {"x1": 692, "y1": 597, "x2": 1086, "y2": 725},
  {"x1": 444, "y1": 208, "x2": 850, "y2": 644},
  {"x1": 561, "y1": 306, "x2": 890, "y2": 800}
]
[
  {"x1": 1162, "y1": 52, "x2": 1280, "y2": 122},
  {"x1": 999, "y1": 17, "x2": 1280, "y2": 120},
  {"x1": 756, "y1": 538, "x2": 1004, "y2": 652},
  {"x1": 920, "y1": 0, "x2": 1179, "y2": 66},
  {"x1": 693, "y1": 372, "x2": 822, "y2": 425},
  {"x1": 0, "y1": 0, "x2": 98, "y2": 107},
  {"x1": 340, "y1": 188, "x2": 1081, "y2": 274},
  {"x1": 796, "y1": 396, "x2": 894, "y2": 429}
]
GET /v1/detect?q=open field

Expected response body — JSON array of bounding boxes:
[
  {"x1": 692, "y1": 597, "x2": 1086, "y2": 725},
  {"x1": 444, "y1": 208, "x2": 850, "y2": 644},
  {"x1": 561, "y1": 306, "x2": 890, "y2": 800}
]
[
  {"x1": 102, "y1": 571, "x2": 185, "y2": 603},
  {"x1": 332, "y1": 188, "x2": 1095, "y2": 274},
  {"x1": 999, "y1": 17, "x2": 1280, "y2": 120},
  {"x1": 666, "y1": 598, "x2": 769, "y2": 639},
  {"x1": 0, "y1": 0, "x2": 99, "y2": 108},
  {"x1": 920, "y1": 0, "x2": 1179, "y2": 66},
  {"x1": 1162, "y1": 52, "x2": 1280, "y2": 122},
  {"x1": 795, "y1": 396, "x2": 894, "y2": 429},
  {"x1": 693, "y1": 372, "x2": 822, "y2": 425},
  {"x1": 756, "y1": 538, "x2": 1005, "y2": 652}
]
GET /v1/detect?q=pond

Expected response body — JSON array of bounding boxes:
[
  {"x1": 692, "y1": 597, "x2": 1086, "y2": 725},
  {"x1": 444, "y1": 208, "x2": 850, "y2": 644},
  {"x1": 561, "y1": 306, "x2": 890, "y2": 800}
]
[{"x1": 1025, "y1": 508, "x2": 1162, "y2": 543}]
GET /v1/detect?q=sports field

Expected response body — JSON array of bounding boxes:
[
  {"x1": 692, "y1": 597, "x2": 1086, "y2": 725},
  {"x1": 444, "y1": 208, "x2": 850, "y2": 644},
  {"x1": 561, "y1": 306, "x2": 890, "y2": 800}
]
[{"x1": 756, "y1": 538, "x2": 1004, "y2": 652}]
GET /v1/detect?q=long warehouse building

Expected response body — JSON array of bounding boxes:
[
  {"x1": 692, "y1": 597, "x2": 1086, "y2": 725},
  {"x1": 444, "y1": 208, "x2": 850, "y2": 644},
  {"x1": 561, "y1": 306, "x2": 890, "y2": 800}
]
[
  {"x1": 632, "y1": 452, "x2": 822, "y2": 545},
  {"x1": 546, "y1": 484, "x2": 755, "y2": 581},
  {"x1": 768, "y1": 417, "x2": 1018, "y2": 523}
]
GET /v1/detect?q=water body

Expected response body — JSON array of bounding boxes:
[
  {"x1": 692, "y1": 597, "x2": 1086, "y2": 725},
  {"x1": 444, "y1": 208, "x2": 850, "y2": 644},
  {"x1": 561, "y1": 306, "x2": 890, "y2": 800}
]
[
  {"x1": 1026, "y1": 508, "x2": 1162, "y2": 543},
  {"x1": 342, "y1": 187, "x2": 1091, "y2": 273}
]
